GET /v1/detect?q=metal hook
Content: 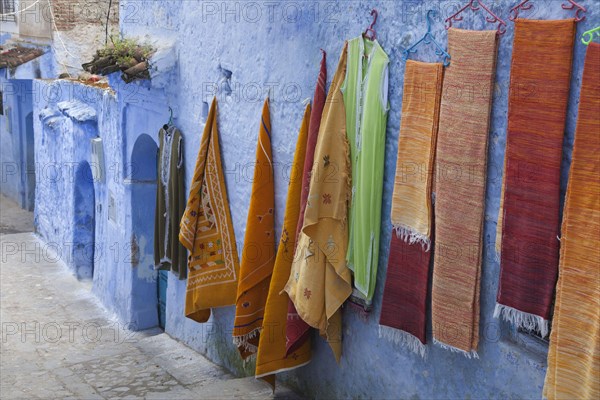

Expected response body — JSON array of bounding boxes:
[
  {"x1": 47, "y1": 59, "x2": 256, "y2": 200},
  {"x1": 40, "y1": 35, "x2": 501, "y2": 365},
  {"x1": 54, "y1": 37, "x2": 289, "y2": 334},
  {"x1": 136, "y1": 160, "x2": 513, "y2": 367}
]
[
  {"x1": 364, "y1": 9, "x2": 378, "y2": 40},
  {"x1": 168, "y1": 106, "x2": 174, "y2": 126}
]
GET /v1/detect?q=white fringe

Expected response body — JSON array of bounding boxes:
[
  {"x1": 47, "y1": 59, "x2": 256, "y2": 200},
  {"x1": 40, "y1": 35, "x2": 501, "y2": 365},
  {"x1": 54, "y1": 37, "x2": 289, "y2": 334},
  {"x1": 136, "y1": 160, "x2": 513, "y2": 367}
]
[
  {"x1": 379, "y1": 325, "x2": 427, "y2": 358},
  {"x1": 232, "y1": 328, "x2": 260, "y2": 353},
  {"x1": 392, "y1": 224, "x2": 431, "y2": 252},
  {"x1": 494, "y1": 303, "x2": 549, "y2": 338},
  {"x1": 433, "y1": 338, "x2": 479, "y2": 359}
]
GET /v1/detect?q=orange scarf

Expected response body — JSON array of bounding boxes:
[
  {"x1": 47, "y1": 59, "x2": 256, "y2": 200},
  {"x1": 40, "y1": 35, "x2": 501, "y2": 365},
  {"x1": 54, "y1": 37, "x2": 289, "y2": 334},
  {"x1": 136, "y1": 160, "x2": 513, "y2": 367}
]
[
  {"x1": 255, "y1": 104, "x2": 312, "y2": 388},
  {"x1": 543, "y1": 42, "x2": 600, "y2": 400},
  {"x1": 233, "y1": 98, "x2": 276, "y2": 359},
  {"x1": 179, "y1": 97, "x2": 240, "y2": 322}
]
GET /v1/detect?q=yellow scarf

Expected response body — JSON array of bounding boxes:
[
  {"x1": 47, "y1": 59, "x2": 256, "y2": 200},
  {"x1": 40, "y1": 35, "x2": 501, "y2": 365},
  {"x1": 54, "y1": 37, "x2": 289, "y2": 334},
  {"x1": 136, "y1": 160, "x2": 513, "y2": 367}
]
[
  {"x1": 255, "y1": 104, "x2": 312, "y2": 388},
  {"x1": 284, "y1": 44, "x2": 352, "y2": 363},
  {"x1": 233, "y1": 98, "x2": 276, "y2": 359},
  {"x1": 179, "y1": 97, "x2": 240, "y2": 323}
]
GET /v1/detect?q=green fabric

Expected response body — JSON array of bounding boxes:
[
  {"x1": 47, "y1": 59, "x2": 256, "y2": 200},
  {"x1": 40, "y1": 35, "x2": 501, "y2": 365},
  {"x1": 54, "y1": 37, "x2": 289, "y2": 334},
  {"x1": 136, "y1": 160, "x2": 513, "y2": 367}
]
[
  {"x1": 342, "y1": 36, "x2": 389, "y2": 303},
  {"x1": 154, "y1": 126, "x2": 187, "y2": 279}
]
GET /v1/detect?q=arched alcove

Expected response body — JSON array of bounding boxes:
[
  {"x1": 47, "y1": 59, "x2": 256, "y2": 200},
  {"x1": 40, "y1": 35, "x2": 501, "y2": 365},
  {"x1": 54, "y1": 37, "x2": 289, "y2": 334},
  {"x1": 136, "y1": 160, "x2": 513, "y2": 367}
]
[
  {"x1": 73, "y1": 161, "x2": 96, "y2": 280},
  {"x1": 129, "y1": 133, "x2": 163, "y2": 329}
]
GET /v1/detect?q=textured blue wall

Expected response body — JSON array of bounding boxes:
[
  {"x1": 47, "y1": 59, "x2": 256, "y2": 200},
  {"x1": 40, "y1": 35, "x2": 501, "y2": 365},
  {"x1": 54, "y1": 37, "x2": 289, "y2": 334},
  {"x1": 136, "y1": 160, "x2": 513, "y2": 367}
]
[
  {"x1": 0, "y1": 78, "x2": 35, "y2": 210},
  {"x1": 30, "y1": 0, "x2": 599, "y2": 398}
]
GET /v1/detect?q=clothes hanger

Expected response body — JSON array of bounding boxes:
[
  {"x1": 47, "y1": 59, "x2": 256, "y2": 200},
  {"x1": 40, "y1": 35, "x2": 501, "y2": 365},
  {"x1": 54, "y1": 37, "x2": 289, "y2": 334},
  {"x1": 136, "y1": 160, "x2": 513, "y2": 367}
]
[
  {"x1": 445, "y1": 0, "x2": 507, "y2": 35},
  {"x1": 163, "y1": 106, "x2": 174, "y2": 132},
  {"x1": 582, "y1": 26, "x2": 600, "y2": 45},
  {"x1": 363, "y1": 9, "x2": 378, "y2": 41},
  {"x1": 403, "y1": 10, "x2": 451, "y2": 67},
  {"x1": 510, "y1": 0, "x2": 586, "y2": 22}
]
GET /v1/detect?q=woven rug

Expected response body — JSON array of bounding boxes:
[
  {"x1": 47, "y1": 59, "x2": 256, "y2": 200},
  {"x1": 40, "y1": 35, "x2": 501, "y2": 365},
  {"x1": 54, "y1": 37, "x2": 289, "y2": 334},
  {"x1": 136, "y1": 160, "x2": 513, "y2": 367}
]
[
  {"x1": 284, "y1": 44, "x2": 352, "y2": 363},
  {"x1": 286, "y1": 51, "x2": 327, "y2": 356},
  {"x1": 179, "y1": 98, "x2": 240, "y2": 323},
  {"x1": 543, "y1": 42, "x2": 600, "y2": 400},
  {"x1": 233, "y1": 98, "x2": 275, "y2": 359},
  {"x1": 495, "y1": 19, "x2": 576, "y2": 336},
  {"x1": 255, "y1": 104, "x2": 312, "y2": 388},
  {"x1": 379, "y1": 60, "x2": 443, "y2": 357},
  {"x1": 431, "y1": 28, "x2": 498, "y2": 357}
]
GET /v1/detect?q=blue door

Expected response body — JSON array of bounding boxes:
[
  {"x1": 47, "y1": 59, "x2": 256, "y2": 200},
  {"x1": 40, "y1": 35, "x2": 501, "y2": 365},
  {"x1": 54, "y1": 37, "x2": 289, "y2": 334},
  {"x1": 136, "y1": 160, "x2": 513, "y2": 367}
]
[{"x1": 157, "y1": 270, "x2": 168, "y2": 329}]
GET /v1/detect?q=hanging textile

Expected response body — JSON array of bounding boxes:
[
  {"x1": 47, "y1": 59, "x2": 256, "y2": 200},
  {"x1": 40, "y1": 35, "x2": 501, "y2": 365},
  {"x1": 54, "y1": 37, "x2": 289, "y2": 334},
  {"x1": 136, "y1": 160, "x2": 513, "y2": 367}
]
[
  {"x1": 379, "y1": 60, "x2": 444, "y2": 357},
  {"x1": 543, "y1": 42, "x2": 600, "y2": 400},
  {"x1": 233, "y1": 98, "x2": 275, "y2": 359},
  {"x1": 179, "y1": 98, "x2": 240, "y2": 322},
  {"x1": 286, "y1": 51, "x2": 327, "y2": 355},
  {"x1": 284, "y1": 44, "x2": 352, "y2": 363},
  {"x1": 155, "y1": 125, "x2": 187, "y2": 279},
  {"x1": 495, "y1": 19, "x2": 576, "y2": 336},
  {"x1": 343, "y1": 35, "x2": 390, "y2": 306},
  {"x1": 431, "y1": 28, "x2": 498, "y2": 357},
  {"x1": 255, "y1": 104, "x2": 312, "y2": 388}
]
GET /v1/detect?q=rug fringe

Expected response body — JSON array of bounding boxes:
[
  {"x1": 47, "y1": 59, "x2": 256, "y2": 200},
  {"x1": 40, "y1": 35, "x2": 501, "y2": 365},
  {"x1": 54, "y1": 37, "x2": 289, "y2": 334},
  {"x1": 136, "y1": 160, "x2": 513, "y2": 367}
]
[
  {"x1": 433, "y1": 338, "x2": 479, "y2": 359},
  {"x1": 379, "y1": 325, "x2": 427, "y2": 358},
  {"x1": 232, "y1": 328, "x2": 260, "y2": 353},
  {"x1": 493, "y1": 303, "x2": 549, "y2": 338},
  {"x1": 392, "y1": 224, "x2": 431, "y2": 252}
]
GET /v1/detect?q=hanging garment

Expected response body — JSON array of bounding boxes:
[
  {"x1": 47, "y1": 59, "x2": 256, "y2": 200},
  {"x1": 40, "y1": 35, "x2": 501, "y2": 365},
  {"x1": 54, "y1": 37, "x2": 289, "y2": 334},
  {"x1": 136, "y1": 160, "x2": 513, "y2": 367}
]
[
  {"x1": 155, "y1": 125, "x2": 187, "y2": 279},
  {"x1": 543, "y1": 42, "x2": 600, "y2": 400},
  {"x1": 179, "y1": 98, "x2": 240, "y2": 323},
  {"x1": 343, "y1": 35, "x2": 390, "y2": 306},
  {"x1": 431, "y1": 28, "x2": 498, "y2": 357},
  {"x1": 255, "y1": 104, "x2": 312, "y2": 388},
  {"x1": 284, "y1": 44, "x2": 352, "y2": 363},
  {"x1": 233, "y1": 98, "x2": 275, "y2": 359},
  {"x1": 286, "y1": 50, "x2": 327, "y2": 356},
  {"x1": 379, "y1": 60, "x2": 444, "y2": 357},
  {"x1": 495, "y1": 19, "x2": 576, "y2": 336}
]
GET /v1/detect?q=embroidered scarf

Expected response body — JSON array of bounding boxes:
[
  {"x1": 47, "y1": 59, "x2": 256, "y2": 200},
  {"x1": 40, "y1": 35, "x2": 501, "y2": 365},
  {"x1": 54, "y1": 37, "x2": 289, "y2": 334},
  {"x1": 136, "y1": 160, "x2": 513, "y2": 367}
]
[
  {"x1": 344, "y1": 36, "x2": 390, "y2": 306},
  {"x1": 432, "y1": 28, "x2": 498, "y2": 357},
  {"x1": 284, "y1": 44, "x2": 352, "y2": 363},
  {"x1": 543, "y1": 42, "x2": 600, "y2": 400},
  {"x1": 286, "y1": 51, "x2": 327, "y2": 355},
  {"x1": 179, "y1": 97, "x2": 240, "y2": 323},
  {"x1": 155, "y1": 125, "x2": 187, "y2": 279},
  {"x1": 379, "y1": 61, "x2": 444, "y2": 357},
  {"x1": 233, "y1": 98, "x2": 275, "y2": 359},
  {"x1": 255, "y1": 104, "x2": 312, "y2": 388},
  {"x1": 495, "y1": 19, "x2": 576, "y2": 336}
]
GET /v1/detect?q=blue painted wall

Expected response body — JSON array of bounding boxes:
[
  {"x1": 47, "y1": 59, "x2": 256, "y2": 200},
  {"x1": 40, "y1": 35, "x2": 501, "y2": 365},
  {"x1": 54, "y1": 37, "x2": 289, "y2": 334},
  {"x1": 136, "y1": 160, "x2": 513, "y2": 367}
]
[
  {"x1": 30, "y1": 0, "x2": 599, "y2": 398},
  {"x1": 0, "y1": 78, "x2": 35, "y2": 210}
]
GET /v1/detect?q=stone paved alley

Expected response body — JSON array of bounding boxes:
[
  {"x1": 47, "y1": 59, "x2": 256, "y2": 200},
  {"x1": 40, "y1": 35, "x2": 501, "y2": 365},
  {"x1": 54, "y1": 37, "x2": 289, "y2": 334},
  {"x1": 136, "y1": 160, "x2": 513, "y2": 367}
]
[{"x1": 0, "y1": 195, "x2": 301, "y2": 400}]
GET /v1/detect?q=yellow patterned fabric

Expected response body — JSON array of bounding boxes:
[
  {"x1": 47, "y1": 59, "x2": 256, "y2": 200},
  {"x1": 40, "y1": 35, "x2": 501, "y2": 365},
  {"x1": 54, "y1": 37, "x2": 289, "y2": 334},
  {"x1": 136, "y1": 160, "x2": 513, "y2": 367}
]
[
  {"x1": 233, "y1": 98, "x2": 276, "y2": 360},
  {"x1": 284, "y1": 44, "x2": 352, "y2": 363},
  {"x1": 391, "y1": 60, "x2": 443, "y2": 247},
  {"x1": 255, "y1": 104, "x2": 312, "y2": 388},
  {"x1": 179, "y1": 97, "x2": 240, "y2": 323},
  {"x1": 543, "y1": 42, "x2": 600, "y2": 400}
]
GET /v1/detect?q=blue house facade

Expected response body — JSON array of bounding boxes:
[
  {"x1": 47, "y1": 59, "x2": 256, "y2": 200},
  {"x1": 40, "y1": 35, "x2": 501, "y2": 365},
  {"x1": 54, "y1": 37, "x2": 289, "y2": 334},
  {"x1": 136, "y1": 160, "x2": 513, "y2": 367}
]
[{"x1": 4, "y1": 0, "x2": 598, "y2": 398}]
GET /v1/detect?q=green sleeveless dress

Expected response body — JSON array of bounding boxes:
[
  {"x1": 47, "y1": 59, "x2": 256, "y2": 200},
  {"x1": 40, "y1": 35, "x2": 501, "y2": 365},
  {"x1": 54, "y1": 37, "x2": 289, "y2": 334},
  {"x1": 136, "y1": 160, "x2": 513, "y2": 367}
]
[{"x1": 342, "y1": 36, "x2": 389, "y2": 304}]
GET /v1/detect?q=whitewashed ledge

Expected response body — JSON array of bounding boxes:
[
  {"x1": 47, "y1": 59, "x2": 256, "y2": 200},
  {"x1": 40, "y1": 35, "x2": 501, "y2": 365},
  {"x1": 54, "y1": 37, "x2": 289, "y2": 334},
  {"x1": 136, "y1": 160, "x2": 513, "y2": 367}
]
[{"x1": 57, "y1": 100, "x2": 97, "y2": 122}]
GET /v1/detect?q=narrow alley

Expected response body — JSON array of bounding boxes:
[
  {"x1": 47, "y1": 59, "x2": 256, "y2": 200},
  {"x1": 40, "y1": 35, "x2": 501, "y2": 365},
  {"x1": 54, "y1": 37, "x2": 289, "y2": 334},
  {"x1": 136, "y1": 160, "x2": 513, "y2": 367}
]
[{"x1": 0, "y1": 195, "x2": 300, "y2": 399}]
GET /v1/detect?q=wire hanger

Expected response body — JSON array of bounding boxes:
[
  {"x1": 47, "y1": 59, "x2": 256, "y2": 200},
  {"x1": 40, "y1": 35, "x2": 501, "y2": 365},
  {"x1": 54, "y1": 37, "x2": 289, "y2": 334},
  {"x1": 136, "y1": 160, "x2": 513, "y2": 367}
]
[
  {"x1": 582, "y1": 26, "x2": 600, "y2": 45},
  {"x1": 445, "y1": 0, "x2": 507, "y2": 35},
  {"x1": 363, "y1": 9, "x2": 378, "y2": 41},
  {"x1": 403, "y1": 10, "x2": 451, "y2": 67},
  {"x1": 163, "y1": 106, "x2": 174, "y2": 131},
  {"x1": 510, "y1": 0, "x2": 586, "y2": 22}
]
